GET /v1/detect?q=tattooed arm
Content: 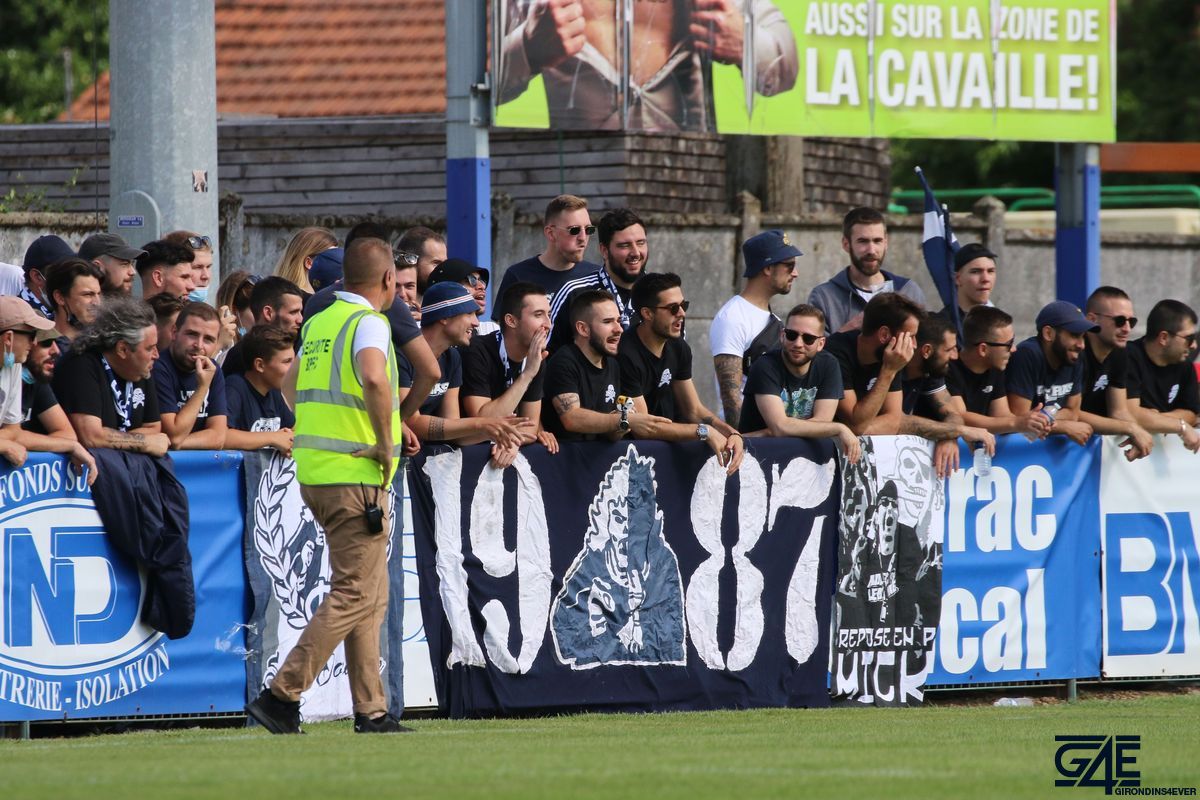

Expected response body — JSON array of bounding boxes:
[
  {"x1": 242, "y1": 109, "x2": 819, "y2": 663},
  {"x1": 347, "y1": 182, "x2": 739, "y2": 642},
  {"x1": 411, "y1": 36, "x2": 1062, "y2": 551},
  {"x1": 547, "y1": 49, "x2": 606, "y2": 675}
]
[
  {"x1": 713, "y1": 355, "x2": 744, "y2": 428},
  {"x1": 69, "y1": 413, "x2": 170, "y2": 456}
]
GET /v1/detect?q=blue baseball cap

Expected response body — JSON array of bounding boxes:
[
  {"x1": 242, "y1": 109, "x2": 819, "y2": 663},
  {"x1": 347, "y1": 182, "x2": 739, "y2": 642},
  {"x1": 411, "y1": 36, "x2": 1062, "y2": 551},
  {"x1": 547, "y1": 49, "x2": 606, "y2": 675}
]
[
  {"x1": 742, "y1": 229, "x2": 803, "y2": 278},
  {"x1": 309, "y1": 247, "x2": 344, "y2": 291},
  {"x1": 421, "y1": 281, "x2": 478, "y2": 327},
  {"x1": 1036, "y1": 300, "x2": 1100, "y2": 334},
  {"x1": 23, "y1": 235, "x2": 75, "y2": 275}
]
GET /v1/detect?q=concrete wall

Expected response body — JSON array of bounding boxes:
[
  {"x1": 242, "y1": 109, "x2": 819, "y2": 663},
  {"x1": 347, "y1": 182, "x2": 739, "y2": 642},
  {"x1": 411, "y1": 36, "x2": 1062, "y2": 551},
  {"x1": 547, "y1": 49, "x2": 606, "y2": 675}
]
[{"x1": 4, "y1": 203, "x2": 1199, "y2": 414}]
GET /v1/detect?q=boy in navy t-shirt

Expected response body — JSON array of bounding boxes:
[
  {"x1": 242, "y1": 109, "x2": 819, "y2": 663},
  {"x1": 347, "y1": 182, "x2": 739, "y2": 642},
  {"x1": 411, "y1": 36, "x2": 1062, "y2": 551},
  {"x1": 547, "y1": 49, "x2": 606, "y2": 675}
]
[{"x1": 224, "y1": 324, "x2": 295, "y2": 456}]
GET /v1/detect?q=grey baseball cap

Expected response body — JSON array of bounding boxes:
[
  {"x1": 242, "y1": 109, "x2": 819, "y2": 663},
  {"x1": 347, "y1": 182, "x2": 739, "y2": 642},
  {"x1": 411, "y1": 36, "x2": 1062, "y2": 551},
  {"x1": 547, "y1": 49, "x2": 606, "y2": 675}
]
[{"x1": 78, "y1": 232, "x2": 146, "y2": 262}]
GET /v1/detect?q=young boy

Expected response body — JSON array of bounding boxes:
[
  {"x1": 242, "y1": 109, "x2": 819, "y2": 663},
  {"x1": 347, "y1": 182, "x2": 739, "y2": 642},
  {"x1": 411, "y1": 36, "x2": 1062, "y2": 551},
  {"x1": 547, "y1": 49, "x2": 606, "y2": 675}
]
[{"x1": 224, "y1": 324, "x2": 295, "y2": 455}]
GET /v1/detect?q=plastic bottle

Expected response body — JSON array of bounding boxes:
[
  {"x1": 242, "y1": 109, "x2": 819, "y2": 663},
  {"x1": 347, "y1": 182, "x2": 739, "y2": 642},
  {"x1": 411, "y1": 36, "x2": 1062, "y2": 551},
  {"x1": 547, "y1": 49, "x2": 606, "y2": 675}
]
[
  {"x1": 1023, "y1": 402, "x2": 1061, "y2": 441},
  {"x1": 972, "y1": 441, "x2": 991, "y2": 477},
  {"x1": 993, "y1": 697, "x2": 1035, "y2": 707}
]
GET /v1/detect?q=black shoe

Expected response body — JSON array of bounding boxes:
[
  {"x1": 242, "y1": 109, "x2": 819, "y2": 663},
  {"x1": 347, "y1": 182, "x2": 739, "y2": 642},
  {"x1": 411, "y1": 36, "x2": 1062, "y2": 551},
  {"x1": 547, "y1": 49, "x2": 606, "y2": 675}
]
[
  {"x1": 353, "y1": 712, "x2": 413, "y2": 734},
  {"x1": 246, "y1": 688, "x2": 302, "y2": 734}
]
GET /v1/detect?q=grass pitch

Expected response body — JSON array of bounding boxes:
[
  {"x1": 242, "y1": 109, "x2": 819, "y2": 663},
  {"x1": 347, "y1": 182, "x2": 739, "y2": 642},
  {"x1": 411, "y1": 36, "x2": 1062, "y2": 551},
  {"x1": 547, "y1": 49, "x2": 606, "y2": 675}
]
[{"x1": 2, "y1": 690, "x2": 1197, "y2": 800}]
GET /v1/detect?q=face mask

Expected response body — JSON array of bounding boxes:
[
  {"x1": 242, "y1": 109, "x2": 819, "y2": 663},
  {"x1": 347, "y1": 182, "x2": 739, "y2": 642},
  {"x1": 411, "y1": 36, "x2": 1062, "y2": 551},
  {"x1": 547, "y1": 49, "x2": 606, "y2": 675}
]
[
  {"x1": 21, "y1": 366, "x2": 33, "y2": 384},
  {"x1": 188, "y1": 286, "x2": 210, "y2": 304},
  {"x1": 3, "y1": 351, "x2": 14, "y2": 370},
  {"x1": 237, "y1": 325, "x2": 247, "y2": 337}
]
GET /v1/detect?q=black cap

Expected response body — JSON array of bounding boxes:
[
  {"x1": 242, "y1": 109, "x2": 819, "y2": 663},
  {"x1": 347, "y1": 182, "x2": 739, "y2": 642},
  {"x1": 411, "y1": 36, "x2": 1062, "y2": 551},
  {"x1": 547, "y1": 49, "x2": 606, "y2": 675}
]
[
  {"x1": 78, "y1": 232, "x2": 147, "y2": 262},
  {"x1": 22, "y1": 235, "x2": 75, "y2": 274},
  {"x1": 954, "y1": 242, "x2": 998, "y2": 272},
  {"x1": 429, "y1": 258, "x2": 489, "y2": 286}
]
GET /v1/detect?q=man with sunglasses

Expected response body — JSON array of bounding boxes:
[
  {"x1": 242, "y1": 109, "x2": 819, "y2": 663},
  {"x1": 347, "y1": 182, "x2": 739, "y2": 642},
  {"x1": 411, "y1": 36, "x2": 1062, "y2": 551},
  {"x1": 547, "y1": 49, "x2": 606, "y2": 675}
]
[
  {"x1": 737, "y1": 303, "x2": 858, "y2": 462},
  {"x1": 396, "y1": 226, "x2": 446, "y2": 297},
  {"x1": 494, "y1": 195, "x2": 601, "y2": 317},
  {"x1": 945, "y1": 306, "x2": 1049, "y2": 439},
  {"x1": 617, "y1": 273, "x2": 743, "y2": 473},
  {"x1": 1077, "y1": 287, "x2": 1154, "y2": 460},
  {"x1": 1126, "y1": 299, "x2": 1200, "y2": 452},
  {"x1": 429, "y1": 258, "x2": 498, "y2": 336},
  {"x1": 1005, "y1": 301, "x2": 1096, "y2": 447}
]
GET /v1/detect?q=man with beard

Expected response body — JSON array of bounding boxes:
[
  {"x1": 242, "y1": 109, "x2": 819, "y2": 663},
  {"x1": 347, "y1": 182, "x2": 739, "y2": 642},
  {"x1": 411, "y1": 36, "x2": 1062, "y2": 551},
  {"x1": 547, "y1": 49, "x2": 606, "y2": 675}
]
[
  {"x1": 1126, "y1": 299, "x2": 1200, "y2": 452},
  {"x1": 1077, "y1": 286, "x2": 1154, "y2": 460},
  {"x1": 494, "y1": 195, "x2": 601, "y2": 315},
  {"x1": 21, "y1": 334, "x2": 74, "y2": 439},
  {"x1": 79, "y1": 232, "x2": 144, "y2": 296},
  {"x1": 548, "y1": 208, "x2": 647, "y2": 352},
  {"x1": 44, "y1": 258, "x2": 104, "y2": 355},
  {"x1": 543, "y1": 290, "x2": 670, "y2": 442},
  {"x1": 152, "y1": 302, "x2": 228, "y2": 450},
  {"x1": 396, "y1": 226, "x2": 447, "y2": 298},
  {"x1": 398, "y1": 283, "x2": 530, "y2": 462},
  {"x1": 945, "y1": 306, "x2": 1049, "y2": 438},
  {"x1": 222, "y1": 277, "x2": 305, "y2": 376},
  {"x1": 737, "y1": 302, "x2": 858, "y2": 459},
  {"x1": 711, "y1": 229, "x2": 802, "y2": 427},
  {"x1": 428, "y1": 258, "x2": 498, "y2": 335},
  {"x1": 617, "y1": 272, "x2": 743, "y2": 474},
  {"x1": 808, "y1": 207, "x2": 927, "y2": 334},
  {"x1": 1005, "y1": 301, "x2": 1096, "y2": 447},
  {"x1": 461, "y1": 281, "x2": 558, "y2": 451},
  {"x1": 826, "y1": 293, "x2": 993, "y2": 475}
]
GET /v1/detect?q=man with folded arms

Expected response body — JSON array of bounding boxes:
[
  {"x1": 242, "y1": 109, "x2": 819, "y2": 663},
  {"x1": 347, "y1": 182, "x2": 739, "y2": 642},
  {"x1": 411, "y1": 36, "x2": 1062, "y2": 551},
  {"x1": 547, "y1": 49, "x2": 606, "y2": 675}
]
[{"x1": 1126, "y1": 299, "x2": 1200, "y2": 452}]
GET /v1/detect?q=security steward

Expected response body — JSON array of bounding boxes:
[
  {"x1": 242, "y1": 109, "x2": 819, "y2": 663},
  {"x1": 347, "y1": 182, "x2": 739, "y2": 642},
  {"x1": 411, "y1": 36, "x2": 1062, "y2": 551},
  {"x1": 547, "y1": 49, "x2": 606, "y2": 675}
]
[{"x1": 246, "y1": 236, "x2": 409, "y2": 735}]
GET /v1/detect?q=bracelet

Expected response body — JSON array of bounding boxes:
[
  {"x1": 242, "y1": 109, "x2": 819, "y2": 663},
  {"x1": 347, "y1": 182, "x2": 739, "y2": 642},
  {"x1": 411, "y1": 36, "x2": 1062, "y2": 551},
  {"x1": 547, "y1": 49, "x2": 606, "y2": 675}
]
[{"x1": 726, "y1": 432, "x2": 743, "y2": 441}]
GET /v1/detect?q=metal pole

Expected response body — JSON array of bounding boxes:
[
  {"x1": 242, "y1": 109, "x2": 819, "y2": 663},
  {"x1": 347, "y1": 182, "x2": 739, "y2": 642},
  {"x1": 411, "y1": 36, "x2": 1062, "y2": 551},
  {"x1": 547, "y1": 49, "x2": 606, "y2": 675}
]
[
  {"x1": 1066, "y1": 678, "x2": 1078, "y2": 703},
  {"x1": 108, "y1": 0, "x2": 221, "y2": 282},
  {"x1": 1054, "y1": 143, "x2": 1101, "y2": 308},
  {"x1": 445, "y1": 0, "x2": 493, "y2": 315}
]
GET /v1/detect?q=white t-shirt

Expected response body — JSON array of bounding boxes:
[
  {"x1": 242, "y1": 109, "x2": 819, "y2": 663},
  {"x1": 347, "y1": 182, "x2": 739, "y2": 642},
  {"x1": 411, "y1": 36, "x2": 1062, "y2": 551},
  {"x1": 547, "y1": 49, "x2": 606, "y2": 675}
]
[
  {"x1": 334, "y1": 291, "x2": 392, "y2": 359},
  {"x1": 0, "y1": 365, "x2": 23, "y2": 425},
  {"x1": 0, "y1": 263, "x2": 26, "y2": 297},
  {"x1": 476, "y1": 319, "x2": 500, "y2": 337},
  {"x1": 710, "y1": 295, "x2": 773, "y2": 357}
]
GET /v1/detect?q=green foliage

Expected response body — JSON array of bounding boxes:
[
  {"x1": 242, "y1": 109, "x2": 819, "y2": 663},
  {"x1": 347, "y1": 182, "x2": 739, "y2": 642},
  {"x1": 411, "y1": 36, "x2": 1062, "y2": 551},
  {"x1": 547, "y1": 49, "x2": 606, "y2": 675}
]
[
  {"x1": 0, "y1": 0, "x2": 109, "y2": 124},
  {"x1": 891, "y1": 0, "x2": 1200, "y2": 192}
]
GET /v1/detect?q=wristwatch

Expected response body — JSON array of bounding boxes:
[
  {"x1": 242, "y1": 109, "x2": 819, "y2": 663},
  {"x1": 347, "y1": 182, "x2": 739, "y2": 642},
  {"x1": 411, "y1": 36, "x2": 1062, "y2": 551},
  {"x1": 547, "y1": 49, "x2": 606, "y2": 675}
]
[{"x1": 696, "y1": 423, "x2": 709, "y2": 441}]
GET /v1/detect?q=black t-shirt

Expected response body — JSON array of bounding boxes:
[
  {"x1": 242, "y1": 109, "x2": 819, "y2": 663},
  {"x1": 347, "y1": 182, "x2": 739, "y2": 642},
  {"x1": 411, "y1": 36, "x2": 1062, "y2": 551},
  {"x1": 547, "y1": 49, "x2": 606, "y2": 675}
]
[
  {"x1": 901, "y1": 374, "x2": 947, "y2": 419},
  {"x1": 20, "y1": 379, "x2": 58, "y2": 436},
  {"x1": 52, "y1": 350, "x2": 161, "y2": 431},
  {"x1": 399, "y1": 346, "x2": 462, "y2": 417},
  {"x1": 153, "y1": 353, "x2": 228, "y2": 432},
  {"x1": 225, "y1": 373, "x2": 295, "y2": 432},
  {"x1": 460, "y1": 330, "x2": 545, "y2": 405},
  {"x1": 1005, "y1": 337, "x2": 1083, "y2": 407},
  {"x1": 946, "y1": 360, "x2": 1006, "y2": 415},
  {"x1": 1126, "y1": 337, "x2": 1200, "y2": 414},
  {"x1": 304, "y1": 286, "x2": 420, "y2": 354},
  {"x1": 824, "y1": 330, "x2": 903, "y2": 398},
  {"x1": 494, "y1": 256, "x2": 599, "y2": 320},
  {"x1": 738, "y1": 349, "x2": 842, "y2": 434},
  {"x1": 541, "y1": 342, "x2": 619, "y2": 442},
  {"x1": 617, "y1": 331, "x2": 693, "y2": 421},
  {"x1": 1080, "y1": 338, "x2": 1129, "y2": 415},
  {"x1": 221, "y1": 341, "x2": 247, "y2": 377}
]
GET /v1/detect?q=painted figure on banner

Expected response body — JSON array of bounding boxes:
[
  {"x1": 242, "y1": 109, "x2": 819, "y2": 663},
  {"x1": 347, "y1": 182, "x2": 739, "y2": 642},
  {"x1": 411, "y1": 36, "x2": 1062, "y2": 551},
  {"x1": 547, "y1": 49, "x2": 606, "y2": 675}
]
[{"x1": 552, "y1": 446, "x2": 686, "y2": 667}]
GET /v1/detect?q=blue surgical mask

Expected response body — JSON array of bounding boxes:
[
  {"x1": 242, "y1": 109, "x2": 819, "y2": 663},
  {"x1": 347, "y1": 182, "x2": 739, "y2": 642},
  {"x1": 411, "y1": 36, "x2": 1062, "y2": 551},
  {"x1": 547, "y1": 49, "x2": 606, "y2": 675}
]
[
  {"x1": 3, "y1": 351, "x2": 14, "y2": 370},
  {"x1": 237, "y1": 325, "x2": 247, "y2": 337},
  {"x1": 188, "y1": 286, "x2": 210, "y2": 304},
  {"x1": 21, "y1": 366, "x2": 33, "y2": 384}
]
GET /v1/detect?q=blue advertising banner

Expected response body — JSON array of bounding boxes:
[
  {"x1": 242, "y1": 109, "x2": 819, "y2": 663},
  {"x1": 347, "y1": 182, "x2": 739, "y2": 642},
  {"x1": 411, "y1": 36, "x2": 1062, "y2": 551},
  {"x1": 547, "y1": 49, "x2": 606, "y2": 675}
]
[
  {"x1": 409, "y1": 439, "x2": 840, "y2": 717},
  {"x1": 0, "y1": 452, "x2": 247, "y2": 722},
  {"x1": 929, "y1": 435, "x2": 1102, "y2": 685}
]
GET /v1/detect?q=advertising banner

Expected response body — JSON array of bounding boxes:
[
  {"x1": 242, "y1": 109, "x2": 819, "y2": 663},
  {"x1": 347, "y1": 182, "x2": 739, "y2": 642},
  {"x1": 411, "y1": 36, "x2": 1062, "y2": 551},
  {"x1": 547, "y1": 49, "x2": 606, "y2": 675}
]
[
  {"x1": 409, "y1": 439, "x2": 839, "y2": 717},
  {"x1": 493, "y1": 0, "x2": 1115, "y2": 141},
  {"x1": 929, "y1": 435, "x2": 1102, "y2": 686},
  {"x1": 1100, "y1": 436, "x2": 1200, "y2": 678},
  {"x1": 0, "y1": 452, "x2": 247, "y2": 722},
  {"x1": 831, "y1": 435, "x2": 942, "y2": 706}
]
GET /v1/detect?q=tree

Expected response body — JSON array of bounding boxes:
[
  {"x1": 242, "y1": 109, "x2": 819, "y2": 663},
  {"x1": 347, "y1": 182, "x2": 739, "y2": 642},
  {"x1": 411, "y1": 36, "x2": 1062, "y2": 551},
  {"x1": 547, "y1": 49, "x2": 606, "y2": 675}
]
[{"x1": 0, "y1": 0, "x2": 109, "y2": 124}]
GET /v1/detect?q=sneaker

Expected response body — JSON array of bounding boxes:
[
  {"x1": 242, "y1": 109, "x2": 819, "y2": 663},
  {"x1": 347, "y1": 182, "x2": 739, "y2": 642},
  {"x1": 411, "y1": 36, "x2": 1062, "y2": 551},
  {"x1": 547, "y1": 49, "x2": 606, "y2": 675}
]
[
  {"x1": 246, "y1": 688, "x2": 302, "y2": 734},
  {"x1": 353, "y1": 712, "x2": 413, "y2": 734}
]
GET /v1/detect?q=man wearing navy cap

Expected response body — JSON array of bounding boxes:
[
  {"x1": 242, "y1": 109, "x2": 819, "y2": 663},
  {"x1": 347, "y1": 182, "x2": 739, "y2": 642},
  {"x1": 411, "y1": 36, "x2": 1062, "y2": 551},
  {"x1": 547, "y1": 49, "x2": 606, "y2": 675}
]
[
  {"x1": 20, "y1": 234, "x2": 76, "y2": 319},
  {"x1": 428, "y1": 258, "x2": 496, "y2": 335},
  {"x1": 1005, "y1": 300, "x2": 1097, "y2": 446},
  {"x1": 709, "y1": 229, "x2": 801, "y2": 427},
  {"x1": 808, "y1": 207, "x2": 928, "y2": 335},
  {"x1": 938, "y1": 242, "x2": 997, "y2": 328},
  {"x1": 307, "y1": 248, "x2": 344, "y2": 292}
]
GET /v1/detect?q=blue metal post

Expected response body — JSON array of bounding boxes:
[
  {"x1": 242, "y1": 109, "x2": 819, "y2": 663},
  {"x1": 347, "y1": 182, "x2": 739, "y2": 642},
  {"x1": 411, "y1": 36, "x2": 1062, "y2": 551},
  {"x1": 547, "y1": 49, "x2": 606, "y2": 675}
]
[
  {"x1": 446, "y1": 0, "x2": 493, "y2": 315},
  {"x1": 1054, "y1": 143, "x2": 1101, "y2": 308}
]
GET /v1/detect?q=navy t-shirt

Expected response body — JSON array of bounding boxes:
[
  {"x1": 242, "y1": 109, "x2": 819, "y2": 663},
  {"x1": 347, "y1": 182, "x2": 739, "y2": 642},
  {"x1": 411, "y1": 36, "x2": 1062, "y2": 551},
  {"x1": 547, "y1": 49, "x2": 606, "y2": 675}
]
[
  {"x1": 738, "y1": 349, "x2": 842, "y2": 434},
  {"x1": 493, "y1": 256, "x2": 599, "y2": 320},
  {"x1": 304, "y1": 284, "x2": 420, "y2": 354},
  {"x1": 153, "y1": 353, "x2": 229, "y2": 432},
  {"x1": 399, "y1": 346, "x2": 462, "y2": 417},
  {"x1": 225, "y1": 373, "x2": 294, "y2": 432},
  {"x1": 1005, "y1": 337, "x2": 1083, "y2": 407}
]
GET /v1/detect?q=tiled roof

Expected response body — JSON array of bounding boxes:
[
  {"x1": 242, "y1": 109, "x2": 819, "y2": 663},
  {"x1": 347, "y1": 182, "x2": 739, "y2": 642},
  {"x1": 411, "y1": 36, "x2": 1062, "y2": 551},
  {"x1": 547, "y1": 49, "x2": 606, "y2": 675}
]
[{"x1": 66, "y1": 0, "x2": 446, "y2": 121}]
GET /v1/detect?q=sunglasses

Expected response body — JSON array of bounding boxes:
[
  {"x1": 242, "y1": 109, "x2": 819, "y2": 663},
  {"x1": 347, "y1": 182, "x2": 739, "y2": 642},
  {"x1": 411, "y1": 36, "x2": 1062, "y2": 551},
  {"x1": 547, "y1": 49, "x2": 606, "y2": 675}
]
[
  {"x1": 783, "y1": 329, "x2": 823, "y2": 345},
  {"x1": 1172, "y1": 332, "x2": 1198, "y2": 346},
  {"x1": 464, "y1": 274, "x2": 487, "y2": 288},
  {"x1": 394, "y1": 252, "x2": 419, "y2": 267},
  {"x1": 555, "y1": 224, "x2": 596, "y2": 237},
  {"x1": 1095, "y1": 312, "x2": 1138, "y2": 329},
  {"x1": 185, "y1": 235, "x2": 213, "y2": 250},
  {"x1": 655, "y1": 300, "x2": 689, "y2": 316},
  {"x1": 982, "y1": 338, "x2": 1015, "y2": 349}
]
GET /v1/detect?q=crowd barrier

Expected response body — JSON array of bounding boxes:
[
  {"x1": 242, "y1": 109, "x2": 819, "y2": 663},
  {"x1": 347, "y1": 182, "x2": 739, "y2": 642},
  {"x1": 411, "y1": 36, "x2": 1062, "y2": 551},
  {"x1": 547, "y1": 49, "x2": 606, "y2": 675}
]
[{"x1": 1, "y1": 434, "x2": 1197, "y2": 722}]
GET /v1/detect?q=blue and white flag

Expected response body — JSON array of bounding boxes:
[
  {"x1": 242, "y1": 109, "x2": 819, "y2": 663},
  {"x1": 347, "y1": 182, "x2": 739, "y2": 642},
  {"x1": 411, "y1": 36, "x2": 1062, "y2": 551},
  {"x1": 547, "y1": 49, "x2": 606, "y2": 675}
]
[{"x1": 916, "y1": 167, "x2": 961, "y2": 328}]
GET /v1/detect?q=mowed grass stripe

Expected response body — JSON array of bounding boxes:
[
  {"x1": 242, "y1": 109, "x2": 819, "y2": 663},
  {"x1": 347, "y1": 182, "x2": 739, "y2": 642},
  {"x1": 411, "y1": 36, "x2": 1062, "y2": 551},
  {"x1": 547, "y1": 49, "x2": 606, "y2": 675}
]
[{"x1": 1, "y1": 694, "x2": 1196, "y2": 800}]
